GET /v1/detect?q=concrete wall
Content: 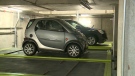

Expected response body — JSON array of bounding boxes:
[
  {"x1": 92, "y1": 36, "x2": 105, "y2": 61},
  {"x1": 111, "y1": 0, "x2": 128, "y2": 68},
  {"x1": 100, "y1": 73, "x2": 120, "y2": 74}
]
[
  {"x1": 124, "y1": 0, "x2": 135, "y2": 76},
  {"x1": 0, "y1": 11, "x2": 17, "y2": 48},
  {"x1": 118, "y1": 0, "x2": 135, "y2": 76},
  {"x1": 0, "y1": 11, "x2": 29, "y2": 48},
  {"x1": 102, "y1": 18, "x2": 113, "y2": 41}
]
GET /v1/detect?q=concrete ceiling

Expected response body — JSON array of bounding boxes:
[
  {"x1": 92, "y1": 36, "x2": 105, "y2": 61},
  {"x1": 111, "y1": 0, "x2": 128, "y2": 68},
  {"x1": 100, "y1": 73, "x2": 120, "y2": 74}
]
[{"x1": 0, "y1": 0, "x2": 119, "y2": 16}]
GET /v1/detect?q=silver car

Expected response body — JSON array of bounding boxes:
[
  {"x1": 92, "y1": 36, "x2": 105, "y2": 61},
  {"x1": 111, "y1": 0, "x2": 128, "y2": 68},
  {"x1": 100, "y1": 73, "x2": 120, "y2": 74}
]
[{"x1": 22, "y1": 18, "x2": 88, "y2": 57}]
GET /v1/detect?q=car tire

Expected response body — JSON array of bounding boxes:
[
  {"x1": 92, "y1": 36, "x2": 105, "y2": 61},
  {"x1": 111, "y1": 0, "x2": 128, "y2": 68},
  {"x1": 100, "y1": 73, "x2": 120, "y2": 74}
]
[
  {"x1": 66, "y1": 44, "x2": 81, "y2": 58},
  {"x1": 23, "y1": 43, "x2": 37, "y2": 56},
  {"x1": 88, "y1": 36, "x2": 97, "y2": 45}
]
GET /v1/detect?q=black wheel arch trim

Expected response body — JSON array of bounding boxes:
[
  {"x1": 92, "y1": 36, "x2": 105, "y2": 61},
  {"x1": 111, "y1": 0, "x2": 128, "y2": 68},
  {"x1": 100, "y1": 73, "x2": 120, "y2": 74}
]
[
  {"x1": 22, "y1": 38, "x2": 39, "y2": 50},
  {"x1": 64, "y1": 40, "x2": 83, "y2": 52},
  {"x1": 88, "y1": 34, "x2": 98, "y2": 41}
]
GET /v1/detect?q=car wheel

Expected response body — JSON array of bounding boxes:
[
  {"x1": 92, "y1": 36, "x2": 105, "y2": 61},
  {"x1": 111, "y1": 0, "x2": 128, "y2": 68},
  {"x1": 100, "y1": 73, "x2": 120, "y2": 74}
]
[
  {"x1": 88, "y1": 36, "x2": 97, "y2": 45},
  {"x1": 23, "y1": 43, "x2": 37, "y2": 56},
  {"x1": 67, "y1": 44, "x2": 81, "y2": 58}
]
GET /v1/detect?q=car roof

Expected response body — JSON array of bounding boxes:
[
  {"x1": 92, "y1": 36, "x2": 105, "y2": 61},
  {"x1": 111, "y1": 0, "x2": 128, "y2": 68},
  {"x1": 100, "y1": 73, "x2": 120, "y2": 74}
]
[{"x1": 30, "y1": 17, "x2": 61, "y2": 20}]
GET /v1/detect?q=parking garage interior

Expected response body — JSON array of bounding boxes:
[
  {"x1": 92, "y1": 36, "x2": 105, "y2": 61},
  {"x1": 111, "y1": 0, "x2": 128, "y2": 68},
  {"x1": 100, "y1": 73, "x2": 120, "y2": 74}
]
[{"x1": 0, "y1": 0, "x2": 134, "y2": 76}]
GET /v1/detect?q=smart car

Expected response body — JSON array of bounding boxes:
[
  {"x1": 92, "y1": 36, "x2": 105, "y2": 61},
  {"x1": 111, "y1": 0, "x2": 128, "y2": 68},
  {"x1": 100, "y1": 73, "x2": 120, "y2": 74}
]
[{"x1": 22, "y1": 18, "x2": 87, "y2": 57}]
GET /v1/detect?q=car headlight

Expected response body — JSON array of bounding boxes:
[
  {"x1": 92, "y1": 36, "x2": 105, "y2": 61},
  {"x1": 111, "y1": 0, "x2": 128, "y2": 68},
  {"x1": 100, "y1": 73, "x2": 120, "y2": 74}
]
[{"x1": 98, "y1": 30, "x2": 104, "y2": 34}]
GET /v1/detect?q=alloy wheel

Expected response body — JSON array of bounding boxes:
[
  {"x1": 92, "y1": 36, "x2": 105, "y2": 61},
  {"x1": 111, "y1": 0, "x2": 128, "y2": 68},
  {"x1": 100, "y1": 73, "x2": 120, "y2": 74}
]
[
  {"x1": 23, "y1": 43, "x2": 36, "y2": 55},
  {"x1": 67, "y1": 44, "x2": 81, "y2": 57},
  {"x1": 88, "y1": 36, "x2": 96, "y2": 45}
]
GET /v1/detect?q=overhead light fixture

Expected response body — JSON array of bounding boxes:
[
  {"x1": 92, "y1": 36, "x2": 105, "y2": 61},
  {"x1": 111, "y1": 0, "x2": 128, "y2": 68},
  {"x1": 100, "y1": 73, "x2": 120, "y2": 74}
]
[{"x1": 80, "y1": 0, "x2": 92, "y2": 10}]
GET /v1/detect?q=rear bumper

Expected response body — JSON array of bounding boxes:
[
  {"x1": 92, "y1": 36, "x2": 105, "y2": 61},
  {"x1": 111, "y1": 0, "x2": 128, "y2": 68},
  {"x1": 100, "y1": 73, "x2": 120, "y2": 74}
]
[{"x1": 98, "y1": 37, "x2": 107, "y2": 43}]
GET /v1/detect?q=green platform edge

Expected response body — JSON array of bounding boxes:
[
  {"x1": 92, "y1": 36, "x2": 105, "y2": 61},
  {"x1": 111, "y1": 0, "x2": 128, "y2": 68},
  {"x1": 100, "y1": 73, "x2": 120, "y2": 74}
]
[
  {"x1": 88, "y1": 42, "x2": 113, "y2": 50},
  {"x1": 0, "y1": 72, "x2": 47, "y2": 76},
  {"x1": 104, "y1": 50, "x2": 112, "y2": 76}
]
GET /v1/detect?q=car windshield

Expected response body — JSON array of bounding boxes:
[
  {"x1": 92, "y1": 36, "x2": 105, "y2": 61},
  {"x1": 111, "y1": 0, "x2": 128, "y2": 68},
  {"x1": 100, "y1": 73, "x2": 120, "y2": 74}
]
[{"x1": 58, "y1": 19, "x2": 76, "y2": 31}]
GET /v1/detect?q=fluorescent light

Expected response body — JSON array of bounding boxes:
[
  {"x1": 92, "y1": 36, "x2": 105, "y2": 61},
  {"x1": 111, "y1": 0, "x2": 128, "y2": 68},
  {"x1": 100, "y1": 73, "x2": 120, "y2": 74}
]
[{"x1": 80, "y1": 14, "x2": 90, "y2": 17}]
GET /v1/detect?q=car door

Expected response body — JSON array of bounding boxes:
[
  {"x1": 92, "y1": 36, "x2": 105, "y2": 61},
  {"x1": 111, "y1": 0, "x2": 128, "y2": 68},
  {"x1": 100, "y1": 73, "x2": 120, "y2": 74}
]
[{"x1": 35, "y1": 20, "x2": 65, "y2": 49}]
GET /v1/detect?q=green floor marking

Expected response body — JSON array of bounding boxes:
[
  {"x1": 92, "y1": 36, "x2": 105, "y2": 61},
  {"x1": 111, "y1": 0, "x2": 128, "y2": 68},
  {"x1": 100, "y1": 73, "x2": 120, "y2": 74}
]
[
  {"x1": 104, "y1": 50, "x2": 112, "y2": 76},
  {"x1": 0, "y1": 72, "x2": 47, "y2": 76},
  {"x1": 88, "y1": 42, "x2": 113, "y2": 50},
  {"x1": 0, "y1": 54, "x2": 111, "y2": 63}
]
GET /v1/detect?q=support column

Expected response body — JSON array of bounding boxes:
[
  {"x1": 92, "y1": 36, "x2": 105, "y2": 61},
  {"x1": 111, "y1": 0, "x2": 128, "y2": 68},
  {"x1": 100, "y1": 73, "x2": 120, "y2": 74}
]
[
  {"x1": 118, "y1": 0, "x2": 135, "y2": 76},
  {"x1": 117, "y1": 0, "x2": 125, "y2": 76},
  {"x1": 113, "y1": 4, "x2": 118, "y2": 58}
]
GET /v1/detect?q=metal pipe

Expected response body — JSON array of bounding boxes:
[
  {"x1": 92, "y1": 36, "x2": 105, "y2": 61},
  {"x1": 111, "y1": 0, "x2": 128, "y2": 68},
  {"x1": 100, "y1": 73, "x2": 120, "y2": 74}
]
[
  {"x1": 0, "y1": 27, "x2": 22, "y2": 30},
  {"x1": 14, "y1": 12, "x2": 20, "y2": 48},
  {"x1": 0, "y1": 32, "x2": 14, "y2": 35},
  {"x1": 23, "y1": 0, "x2": 53, "y2": 11},
  {"x1": 121, "y1": 0, "x2": 126, "y2": 76},
  {"x1": 76, "y1": 11, "x2": 79, "y2": 21}
]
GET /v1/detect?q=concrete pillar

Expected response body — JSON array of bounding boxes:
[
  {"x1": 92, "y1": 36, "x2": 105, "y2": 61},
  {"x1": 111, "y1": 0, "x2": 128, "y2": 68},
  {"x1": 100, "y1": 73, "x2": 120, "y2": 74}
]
[
  {"x1": 113, "y1": 4, "x2": 118, "y2": 57},
  {"x1": 118, "y1": 0, "x2": 135, "y2": 76},
  {"x1": 117, "y1": 0, "x2": 126, "y2": 76}
]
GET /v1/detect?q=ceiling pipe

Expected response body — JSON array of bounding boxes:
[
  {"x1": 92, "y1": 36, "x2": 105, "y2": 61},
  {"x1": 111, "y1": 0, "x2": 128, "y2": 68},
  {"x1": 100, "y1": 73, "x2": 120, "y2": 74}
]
[
  {"x1": 80, "y1": 0, "x2": 92, "y2": 10},
  {"x1": 23, "y1": 0, "x2": 53, "y2": 11}
]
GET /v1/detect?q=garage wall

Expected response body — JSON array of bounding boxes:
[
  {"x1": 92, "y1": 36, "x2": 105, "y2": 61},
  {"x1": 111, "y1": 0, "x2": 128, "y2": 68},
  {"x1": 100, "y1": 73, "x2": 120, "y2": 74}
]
[
  {"x1": 0, "y1": 11, "x2": 29, "y2": 48},
  {"x1": 0, "y1": 11, "x2": 17, "y2": 48},
  {"x1": 102, "y1": 18, "x2": 113, "y2": 41}
]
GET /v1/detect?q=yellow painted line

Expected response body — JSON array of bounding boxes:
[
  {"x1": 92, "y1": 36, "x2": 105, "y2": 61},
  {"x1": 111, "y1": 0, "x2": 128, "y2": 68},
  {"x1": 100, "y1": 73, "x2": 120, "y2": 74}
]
[
  {"x1": 0, "y1": 54, "x2": 111, "y2": 63},
  {"x1": 103, "y1": 41, "x2": 112, "y2": 44},
  {"x1": 88, "y1": 42, "x2": 113, "y2": 50},
  {"x1": 104, "y1": 50, "x2": 112, "y2": 76},
  {"x1": 0, "y1": 72, "x2": 48, "y2": 76}
]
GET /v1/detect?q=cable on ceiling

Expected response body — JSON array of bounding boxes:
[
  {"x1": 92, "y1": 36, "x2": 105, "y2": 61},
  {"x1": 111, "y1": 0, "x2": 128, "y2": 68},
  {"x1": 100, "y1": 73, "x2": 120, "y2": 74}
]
[{"x1": 23, "y1": 0, "x2": 53, "y2": 11}]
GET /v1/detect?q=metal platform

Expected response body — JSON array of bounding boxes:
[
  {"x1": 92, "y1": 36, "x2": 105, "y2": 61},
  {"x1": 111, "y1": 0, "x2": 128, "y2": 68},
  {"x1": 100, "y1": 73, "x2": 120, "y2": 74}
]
[{"x1": 0, "y1": 42, "x2": 113, "y2": 76}]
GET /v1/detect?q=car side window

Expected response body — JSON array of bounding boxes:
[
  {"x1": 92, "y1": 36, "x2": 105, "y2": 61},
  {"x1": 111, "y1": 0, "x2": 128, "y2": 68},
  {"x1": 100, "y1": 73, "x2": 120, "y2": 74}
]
[
  {"x1": 35, "y1": 20, "x2": 46, "y2": 30},
  {"x1": 46, "y1": 20, "x2": 64, "y2": 32}
]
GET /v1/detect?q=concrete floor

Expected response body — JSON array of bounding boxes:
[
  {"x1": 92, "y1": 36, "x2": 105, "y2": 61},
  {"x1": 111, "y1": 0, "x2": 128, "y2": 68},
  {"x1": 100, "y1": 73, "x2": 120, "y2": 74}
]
[
  {"x1": 0, "y1": 46, "x2": 116, "y2": 76},
  {"x1": 0, "y1": 58, "x2": 105, "y2": 76}
]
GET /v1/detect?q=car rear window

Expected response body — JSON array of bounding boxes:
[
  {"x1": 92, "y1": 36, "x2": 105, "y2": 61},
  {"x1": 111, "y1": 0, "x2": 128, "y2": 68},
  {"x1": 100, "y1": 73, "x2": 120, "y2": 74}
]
[{"x1": 26, "y1": 19, "x2": 35, "y2": 29}]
